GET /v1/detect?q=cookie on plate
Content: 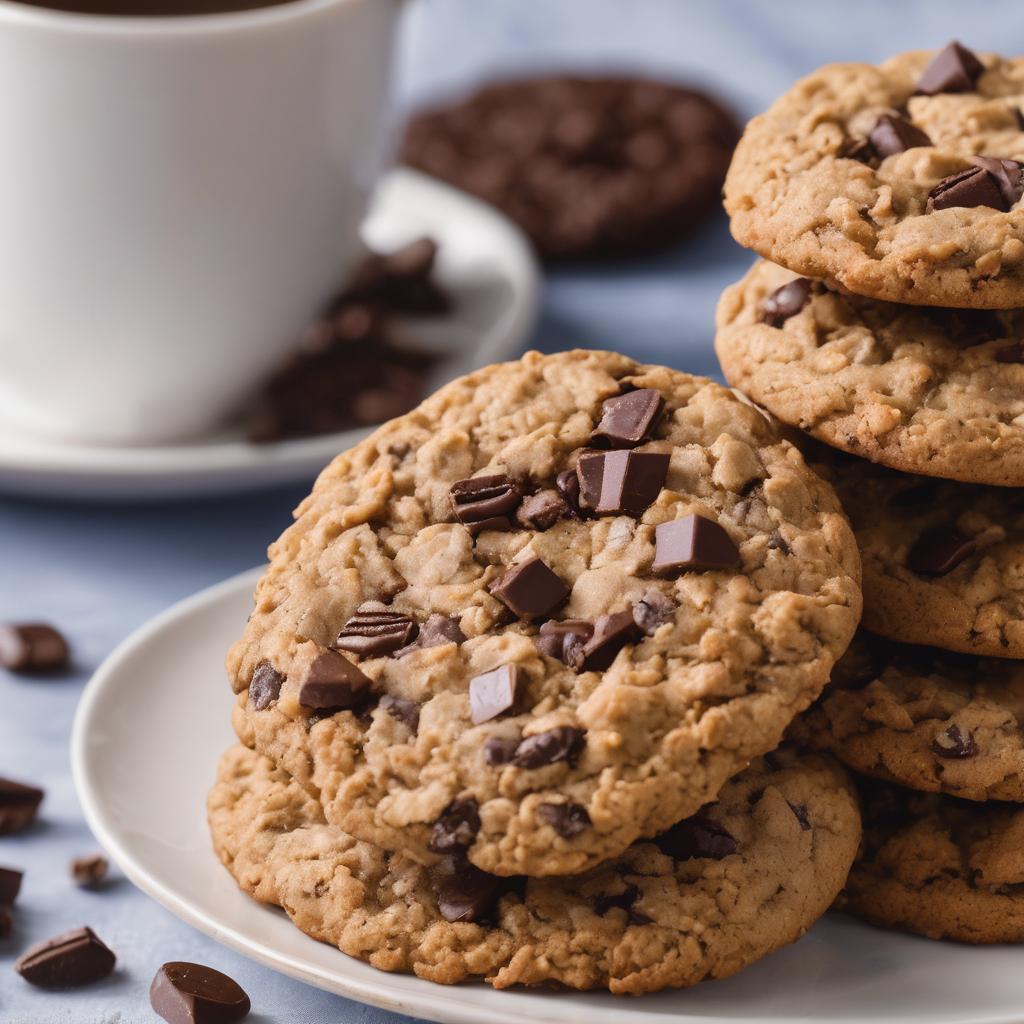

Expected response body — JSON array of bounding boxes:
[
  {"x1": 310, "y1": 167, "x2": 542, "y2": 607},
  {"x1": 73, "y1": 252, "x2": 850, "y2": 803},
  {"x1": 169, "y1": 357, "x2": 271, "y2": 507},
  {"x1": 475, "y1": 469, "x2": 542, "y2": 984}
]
[
  {"x1": 227, "y1": 350, "x2": 861, "y2": 877},
  {"x1": 716, "y1": 260, "x2": 1024, "y2": 486},
  {"x1": 725, "y1": 42, "x2": 1024, "y2": 308},
  {"x1": 209, "y1": 744, "x2": 862, "y2": 992},
  {"x1": 843, "y1": 778, "x2": 1024, "y2": 943},
  {"x1": 791, "y1": 632, "x2": 1024, "y2": 802},
  {"x1": 402, "y1": 76, "x2": 739, "y2": 260}
]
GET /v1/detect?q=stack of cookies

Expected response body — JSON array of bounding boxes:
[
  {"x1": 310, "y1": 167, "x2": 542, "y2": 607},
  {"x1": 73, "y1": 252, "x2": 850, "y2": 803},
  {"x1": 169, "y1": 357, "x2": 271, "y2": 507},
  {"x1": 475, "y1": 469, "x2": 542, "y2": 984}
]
[
  {"x1": 209, "y1": 348, "x2": 866, "y2": 992},
  {"x1": 718, "y1": 41, "x2": 1024, "y2": 944}
]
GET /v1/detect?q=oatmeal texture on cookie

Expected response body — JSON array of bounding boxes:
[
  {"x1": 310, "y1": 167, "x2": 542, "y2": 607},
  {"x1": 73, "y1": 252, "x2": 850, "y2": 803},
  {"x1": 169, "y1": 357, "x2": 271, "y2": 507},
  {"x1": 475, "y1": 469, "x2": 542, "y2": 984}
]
[
  {"x1": 725, "y1": 44, "x2": 1024, "y2": 308},
  {"x1": 227, "y1": 350, "x2": 861, "y2": 877},
  {"x1": 209, "y1": 744, "x2": 861, "y2": 992}
]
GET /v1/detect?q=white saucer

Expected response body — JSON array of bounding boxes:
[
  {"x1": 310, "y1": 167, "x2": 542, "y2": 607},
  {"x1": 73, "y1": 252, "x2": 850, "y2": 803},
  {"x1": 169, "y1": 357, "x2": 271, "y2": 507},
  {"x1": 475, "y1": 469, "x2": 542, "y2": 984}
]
[
  {"x1": 72, "y1": 568, "x2": 1024, "y2": 1024},
  {"x1": 0, "y1": 169, "x2": 539, "y2": 502}
]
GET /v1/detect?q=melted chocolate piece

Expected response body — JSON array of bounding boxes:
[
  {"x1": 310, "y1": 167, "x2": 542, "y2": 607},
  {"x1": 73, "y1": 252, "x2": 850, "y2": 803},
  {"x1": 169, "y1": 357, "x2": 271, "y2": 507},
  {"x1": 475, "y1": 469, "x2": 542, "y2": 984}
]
[
  {"x1": 931, "y1": 724, "x2": 977, "y2": 759},
  {"x1": 537, "y1": 801, "x2": 591, "y2": 838},
  {"x1": 555, "y1": 469, "x2": 583, "y2": 516},
  {"x1": 436, "y1": 865, "x2": 502, "y2": 923},
  {"x1": 512, "y1": 726, "x2": 585, "y2": 769},
  {"x1": 535, "y1": 619, "x2": 594, "y2": 661},
  {"x1": 483, "y1": 736, "x2": 520, "y2": 766},
  {"x1": 516, "y1": 489, "x2": 570, "y2": 531},
  {"x1": 632, "y1": 588, "x2": 677, "y2": 635}
]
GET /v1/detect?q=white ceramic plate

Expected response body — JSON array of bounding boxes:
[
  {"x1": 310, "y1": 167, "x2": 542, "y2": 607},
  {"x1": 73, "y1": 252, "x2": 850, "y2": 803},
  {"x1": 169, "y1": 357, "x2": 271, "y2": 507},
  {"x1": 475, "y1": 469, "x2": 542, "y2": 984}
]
[
  {"x1": 1, "y1": 169, "x2": 539, "y2": 502},
  {"x1": 72, "y1": 569, "x2": 1024, "y2": 1024}
]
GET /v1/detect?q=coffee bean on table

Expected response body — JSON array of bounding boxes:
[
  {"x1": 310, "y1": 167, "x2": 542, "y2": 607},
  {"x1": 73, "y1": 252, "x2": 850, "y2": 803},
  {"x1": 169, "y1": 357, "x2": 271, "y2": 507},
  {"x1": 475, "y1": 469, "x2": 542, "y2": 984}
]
[
  {"x1": 0, "y1": 623, "x2": 69, "y2": 672},
  {"x1": 71, "y1": 854, "x2": 109, "y2": 889},
  {"x1": 0, "y1": 777, "x2": 44, "y2": 835},
  {"x1": 15, "y1": 926, "x2": 116, "y2": 988},
  {"x1": 151, "y1": 961, "x2": 251, "y2": 1024},
  {"x1": 0, "y1": 866, "x2": 23, "y2": 905}
]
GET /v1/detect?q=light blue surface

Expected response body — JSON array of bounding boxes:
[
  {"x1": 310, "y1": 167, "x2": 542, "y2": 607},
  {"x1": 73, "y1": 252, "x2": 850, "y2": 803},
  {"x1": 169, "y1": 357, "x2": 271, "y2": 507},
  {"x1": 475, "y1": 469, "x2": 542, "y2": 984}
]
[{"x1": 2, "y1": 2, "x2": 1022, "y2": 1021}]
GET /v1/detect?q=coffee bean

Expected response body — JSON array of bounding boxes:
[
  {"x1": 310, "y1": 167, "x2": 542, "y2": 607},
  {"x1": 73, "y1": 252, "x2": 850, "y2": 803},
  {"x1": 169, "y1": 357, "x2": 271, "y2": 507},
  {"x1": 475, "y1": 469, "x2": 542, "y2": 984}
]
[
  {"x1": 907, "y1": 526, "x2": 976, "y2": 576},
  {"x1": 632, "y1": 588, "x2": 677, "y2": 635},
  {"x1": 0, "y1": 777, "x2": 43, "y2": 835},
  {"x1": 469, "y1": 664, "x2": 522, "y2": 725},
  {"x1": 915, "y1": 41, "x2": 984, "y2": 96},
  {"x1": 429, "y1": 798, "x2": 481, "y2": 854},
  {"x1": 570, "y1": 610, "x2": 640, "y2": 672},
  {"x1": 761, "y1": 278, "x2": 813, "y2": 327},
  {"x1": 656, "y1": 815, "x2": 738, "y2": 861},
  {"x1": 436, "y1": 865, "x2": 501, "y2": 923},
  {"x1": 450, "y1": 474, "x2": 522, "y2": 535},
  {"x1": 932, "y1": 724, "x2": 977, "y2": 759},
  {"x1": 0, "y1": 866, "x2": 23, "y2": 905},
  {"x1": 489, "y1": 557, "x2": 570, "y2": 621},
  {"x1": 150, "y1": 961, "x2": 251, "y2": 1024},
  {"x1": 483, "y1": 736, "x2": 520, "y2": 766},
  {"x1": 787, "y1": 801, "x2": 812, "y2": 831},
  {"x1": 16, "y1": 927, "x2": 116, "y2": 988},
  {"x1": 868, "y1": 114, "x2": 932, "y2": 158},
  {"x1": 296, "y1": 650, "x2": 371, "y2": 711},
  {"x1": 537, "y1": 801, "x2": 590, "y2": 838},
  {"x1": 248, "y1": 663, "x2": 283, "y2": 712},
  {"x1": 591, "y1": 388, "x2": 663, "y2": 448},
  {"x1": 0, "y1": 623, "x2": 69, "y2": 673},
  {"x1": 653, "y1": 514, "x2": 741, "y2": 576},
  {"x1": 336, "y1": 604, "x2": 417, "y2": 658},
  {"x1": 535, "y1": 619, "x2": 594, "y2": 661},
  {"x1": 513, "y1": 727, "x2": 585, "y2": 769},
  {"x1": 575, "y1": 450, "x2": 669, "y2": 516},
  {"x1": 380, "y1": 694, "x2": 420, "y2": 734},
  {"x1": 70, "y1": 854, "x2": 109, "y2": 889},
  {"x1": 516, "y1": 489, "x2": 570, "y2": 531}
]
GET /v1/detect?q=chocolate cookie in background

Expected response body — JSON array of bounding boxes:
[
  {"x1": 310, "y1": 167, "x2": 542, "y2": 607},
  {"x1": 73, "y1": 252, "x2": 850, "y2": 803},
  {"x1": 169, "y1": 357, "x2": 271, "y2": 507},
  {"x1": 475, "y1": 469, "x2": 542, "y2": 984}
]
[{"x1": 401, "y1": 76, "x2": 739, "y2": 261}]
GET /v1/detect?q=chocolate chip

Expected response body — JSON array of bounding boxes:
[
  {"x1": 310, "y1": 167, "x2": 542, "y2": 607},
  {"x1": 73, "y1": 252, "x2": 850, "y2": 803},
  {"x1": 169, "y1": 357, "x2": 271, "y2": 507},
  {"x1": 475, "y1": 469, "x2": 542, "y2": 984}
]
[
  {"x1": 915, "y1": 41, "x2": 985, "y2": 95},
  {"x1": 787, "y1": 802, "x2": 811, "y2": 831},
  {"x1": 656, "y1": 815, "x2": 738, "y2": 861},
  {"x1": 512, "y1": 727, "x2": 585, "y2": 769},
  {"x1": 429, "y1": 797, "x2": 481, "y2": 854},
  {"x1": 761, "y1": 278, "x2": 813, "y2": 327},
  {"x1": 971, "y1": 156, "x2": 1024, "y2": 208},
  {"x1": 396, "y1": 613, "x2": 466, "y2": 658},
  {"x1": 381, "y1": 694, "x2": 420, "y2": 734},
  {"x1": 0, "y1": 623, "x2": 69, "y2": 672},
  {"x1": 70, "y1": 854, "x2": 109, "y2": 889},
  {"x1": 632, "y1": 588, "x2": 677, "y2": 636},
  {"x1": 437, "y1": 865, "x2": 501, "y2": 923},
  {"x1": 576, "y1": 450, "x2": 669, "y2": 516},
  {"x1": 555, "y1": 469, "x2": 583, "y2": 516},
  {"x1": 995, "y1": 342, "x2": 1024, "y2": 363},
  {"x1": 570, "y1": 610, "x2": 640, "y2": 672},
  {"x1": 336, "y1": 604, "x2": 418, "y2": 657},
  {"x1": 489, "y1": 557, "x2": 570, "y2": 621},
  {"x1": 591, "y1": 388, "x2": 663, "y2": 448},
  {"x1": 931, "y1": 724, "x2": 977, "y2": 759},
  {"x1": 450, "y1": 474, "x2": 522, "y2": 534},
  {"x1": 652, "y1": 514, "x2": 741, "y2": 576},
  {"x1": 469, "y1": 664, "x2": 522, "y2": 724},
  {"x1": 296, "y1": 650, "x2": 372, "y2": 711},
  {"x1": 516, "y1": 489, "x2": 570, "y2": 531},
  {"x1": 868, "y1": 114, "x2": 932, "y2": 158},
  {"x1": 248, "y1": 663, "x2": 283, "y2": 711},
  {"x1": 483, "y1": 736, "x2": 520, "y2": 766},
  {"x1": 0, "y1": 866, "x2": 23, "y2": 905},
  {"x1": 535, "y1": 619, "x2": 594, "y2": 661},
  {"x1": 150, "y1": 961, "x2": 251, "y2": 1024},
  {"x1": 16, "y1": 927, "x2": 116, "y2": 988},
  {"x1": 0, "y1": 777, "x2": 43, "y2": 835},
  {"x1": 928, "y1": 159, "x2": 1023, "y2": 213},
  {"x1": 907, "y1": 526, "x2": 976, "y2": 576},
  {"x1": 343, "y1": 237, "x2": 450, "y2": 315},
  {"x1": 537, "y1": 801, "x2": 590, "y2": 838},
  {"x1": 594, "y1": 883, "x2": 640, "y2": 916}
]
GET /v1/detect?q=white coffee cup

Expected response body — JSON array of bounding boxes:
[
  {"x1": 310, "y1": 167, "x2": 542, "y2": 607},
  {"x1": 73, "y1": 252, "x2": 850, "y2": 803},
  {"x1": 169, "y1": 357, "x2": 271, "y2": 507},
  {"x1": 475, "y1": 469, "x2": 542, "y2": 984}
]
[{"x1": 0, "y1": 0, "x2": 401, "y2": 444}]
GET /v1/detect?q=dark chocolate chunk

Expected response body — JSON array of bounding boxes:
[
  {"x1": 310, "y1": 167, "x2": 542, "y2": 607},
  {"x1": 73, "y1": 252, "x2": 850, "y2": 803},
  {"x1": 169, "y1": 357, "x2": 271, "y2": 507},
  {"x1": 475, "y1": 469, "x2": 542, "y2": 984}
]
[
  {"x1": 594, "y1": 883, "x2": 640, "y2": 916},
  {"x1": 296, "y1": 650, "x2": 371, "y2": 711},
  {"x1": 71, "y1": 854, "x2": 109, "y2": 890},
  {"x1": 576, "y1": 450, "x2": 669, "y2": 516},
  {"x1": 787, "y1": 801, "x2": 812, "y2": 831},
  {"x1": 868, "y1": 114, "x2": 932, "y2": 158},
  {"x1": 469, "y1": 664, "x2": 522, "y2": 725},
  {"x1": 15, "y1": 927, "x2": 116, "y2": 989},
  {"x1": 971, "y1": 156, "x2": 1024, "y2": 208},
  {"x1": 535, "y1": 619, "x2": 594, "y2": 661},
  {"x1": 995, "y1": 342, "x2": 1024, "y2": 363},
  {"x1": 516, "y1": 489, "x2": 570, "y2": 531},
  {"x1": 839, "y1": 135, "x2": 876, "y2": 164},
  {"x1": 656, "y1": 814, "x2": 738, "y2": 861},
  {"x1": 632, "y1": 588, "x2": 677, "y2": 635},
  {"x1": 336, "y1": 604, "x2": 417, "y2": 657},
  {"x1": 150, "y1": 961, "x2": 251, "y2": 1024},
  {"x1": 555, "y1": 469, "x2": 583, "y2": 516},
  {"x1": 0, "y1": 906, "x2": 11, "y2": 940},
  {"x1": 570, "y1": 610, "x2": 640, "y2": 672},
  {"x1": 489, "y1": 557, "x2": 570, "y2": 621},
  {"x1": 591, "y1": 388, "x2": 663, "y2": 448},
  {"x1": 437, "y1": 865, "x2": 501, "y2": 923},
  {"x1": 653, "y1": 514, "x2": 742, "y2": 576},
  {"x1": 915, "y1": 41, "x2": 985, "y2": 96},
  {"x1": 450, "y1": 474, "x2": 522, "y2": 534},
  {"x1": 0, "y1": 865, "x2": 23, "y2": 905},
  {"x1": 931, "y1": 724, "x2": 977, "y2": 759},
  {"x1": 761, "y1": 278, "x2": 813, "y2": 327},
  {"x1": 483, "y1": 736, "x2": 520, "y2": 766},
  {"x1": 907, "y1": 526, "x2": 976, "y2": 576},
  {"x1": 0, "y1": 623, "x2": 69, "y2": 673},
  {"x1": 380, "y1": 694, "x2": 420, "y2": 734},
  {"x1": 928, "y1": 158, "x2": 1023, "y2": 212},
  {"x1": 429, "y1": 797, "x2": 481, "y2": 854},
  {"x1": 0, "y1": 777, "x2": 43, "y2": 835},
  {"x1": 537, "y1": 801, "x2": 591, "y2": 838},
  {"x1": 248, "y1": 663, "x2": 283, "y2": 712},
  {"x1": 343, "y1": 237, "x2": 450, "y2": 315},
  {"x1": 512, "y1": 727, "x2": 585, "y2": 769}
]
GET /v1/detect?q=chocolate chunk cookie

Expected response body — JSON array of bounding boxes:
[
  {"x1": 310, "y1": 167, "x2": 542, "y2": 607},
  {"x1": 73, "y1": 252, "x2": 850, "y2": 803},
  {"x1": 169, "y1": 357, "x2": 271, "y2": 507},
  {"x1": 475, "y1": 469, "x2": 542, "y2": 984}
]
[
  {"x1": 842, "y1": 779, "x2": 1024, "y2": 943},
  {"x1": 725, "y1": 43, "x2": 1024, "y2": 308},
  {"x1": 402, "y1": 76, "x2": 739, "y2": 260},
  {"x1": 209, "y1": 744, "x2": 861, "y2": 992},
  {"x1": 228, "y1": 350, "x2": 861, "y2": 877},
  {"x1": 716, "y1": 260, "x2": 1024, "y2": 485},
  {"x1": 792, "y1": 632, "x2": 1024, "y2": 801}
]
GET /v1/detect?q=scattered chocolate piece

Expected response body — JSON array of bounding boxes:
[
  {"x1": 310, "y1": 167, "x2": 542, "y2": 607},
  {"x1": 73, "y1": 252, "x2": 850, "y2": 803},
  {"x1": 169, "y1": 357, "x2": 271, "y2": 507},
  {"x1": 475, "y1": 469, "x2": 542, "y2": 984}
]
[
  {"x1": 516, "y1": 489, "x2": 570, "y2": 531},
  {"x1": 489, "y1": 557, "x2": 570, "y2": 621},
  {"x1": 915, "y1": 41, "x2": 985, "y2": 96},
  {"x1": 761, "y1": 278, "x2": 813, "y2": 327},
  {"x1": 653, "y1": 514, "x2": 741, "y2": 576},
  {"x1": 537, "y1": 801, "x2": 590, "y2": 838},
  {"x1": 931, "y1": 724, "x2": 978, "y2": 759},
  {"x1": 971, "y1": 156, "x2": 1024, "y2": 208},
  {"x1": 483, "y1": 736, "x2": 520, "y2": 766},
  {"x1": 591, "y1": 388, "x2": 663, "y2": 448},
  {"x1": 450, "y1": 474, "x2": 522, "y2": 534},
  {"x1": 248, "y1": 663, "x2": 283, "y2": 712},
  {"x1": 868, "y1": 114, "x2": 932, "y2": 158},
  {"x1": 535, "y1": 619, "x2": 594, "y2": 661},
  {"x1": 151, "y1": 961, "x2": 251, "y2": 1024},
  {"x1": 396, "y1": 613, "x2": 466, "y2": 657},
  {"x1": 71, "y1": 854, "x2": 109, "y2": 889},
  {"x1": 15, "y1": 927, "x2": 116, "y2": 989},
  {"x1": 343, "y1": 237, "x2": 450, "y2": 315},
  {"x1": 0, "y1": 905, "x2": 11, "y2": 940},
  {"x1": 594, "y1": 883, "x2": 640, "y2": 916},
  {"x1": 571, "y1": 610, "x2": 640, "y2": 672},
  {"x1": 336, "y1": 604, "x2": 418, "y2": 657},
  {"x1": 995, "y1": 342, "x2": 1024, "y2": 363},
  {"x1": 907, "y1": 526, "x2": 976, "y2": 576},
  {"x1": 0, "y1": 866, "x2": 23, "y2": 905},
  {"x1": 928, "y1": 158, "x2": 1023, "y2": 212},
  {"x1": 429, "y1": 798, "x2": 481, "y2": 854},
  {"x1": 380, "y1": 694, "x2": 420, "y2": 734},
  {"x1": 437, "y1": 865, "x2": 501, "y2": 923},
  {"x1": 555, "y1": 469, "x2": 583, "y2": 516},
  {"x1": 0, "y1": 623, "x2": 69, "y2": 673},
  {"x1": 576, "y1": 450, "x2": 669, "y2": 516},
  {"x1": 0, "y1": 777, "x2": 44, "y2": 835},
  {"x1": 513, "y1": 727, "x2": 585, "y2": 769},
  {"x1": 469, "y1": 664, "x2": 522, "y2": 725},
  {"x1": 656, "y1": 814, "x2": 738, "y2": 861},
  {"x1": 787, "y1": 802, "x2": 812, "y2": 831},
  {"x1": 296, "y1": 650, "x2": 371, "y2": 711},
  {"x1": 632, "y1": 588, "x2": 677, "y2": 635}
]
